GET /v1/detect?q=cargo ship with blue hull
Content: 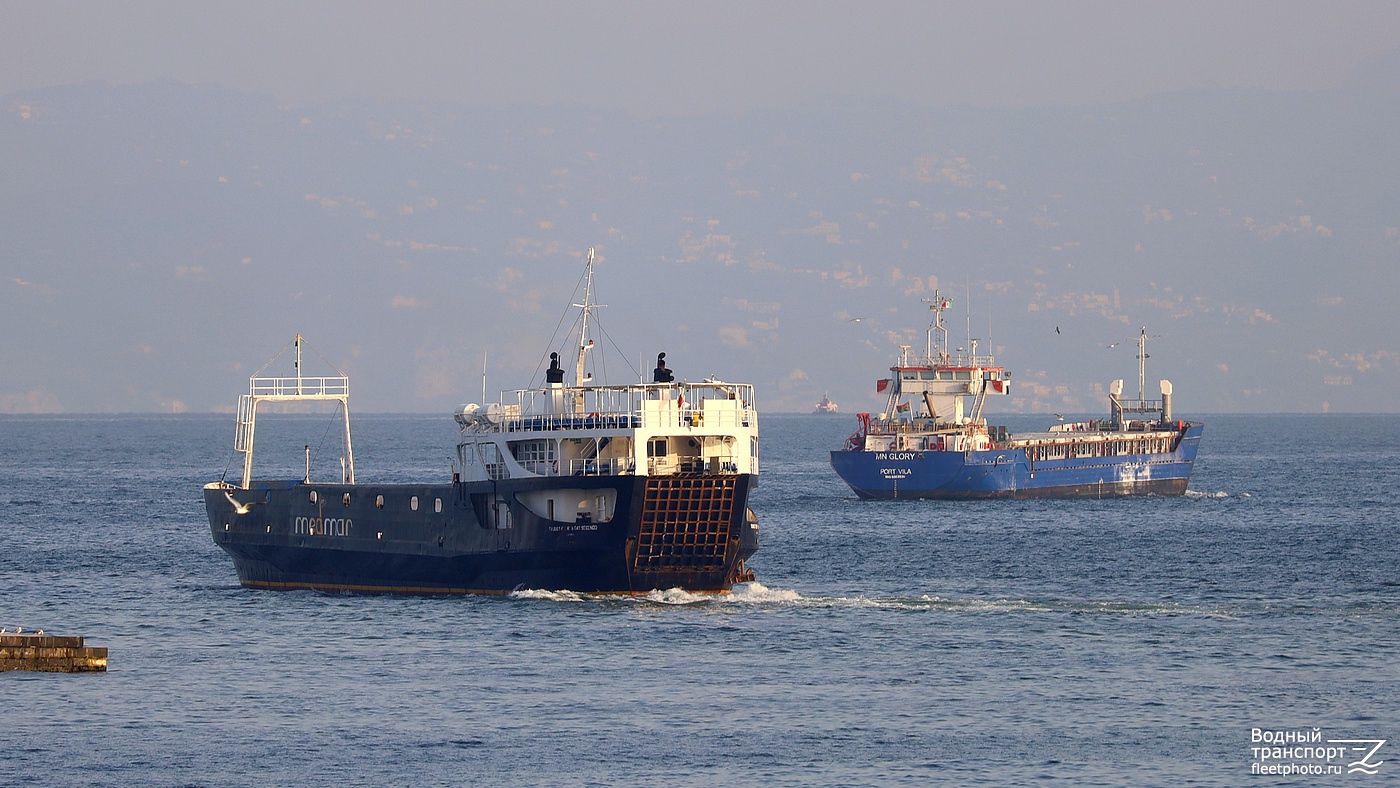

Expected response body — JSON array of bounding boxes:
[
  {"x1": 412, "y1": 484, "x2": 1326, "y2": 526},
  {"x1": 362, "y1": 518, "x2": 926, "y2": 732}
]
[
  {"x1": 204, "y1": 249, "x2": 759, "y2": 594},
  {"x1": 830, "y1": 294, "x2": 1202, "y2": 499}
]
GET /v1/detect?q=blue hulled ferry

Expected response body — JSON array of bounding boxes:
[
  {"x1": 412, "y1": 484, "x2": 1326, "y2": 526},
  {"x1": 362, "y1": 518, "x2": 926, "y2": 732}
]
[{"x1": 830, "y1": 295, "x2": 1202, "y2": 499}]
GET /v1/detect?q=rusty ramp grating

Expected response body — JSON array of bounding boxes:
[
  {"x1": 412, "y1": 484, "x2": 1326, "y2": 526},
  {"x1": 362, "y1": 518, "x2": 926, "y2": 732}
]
[{"x1": 635, "y1": 476, "x2": 738, "y2": 571}]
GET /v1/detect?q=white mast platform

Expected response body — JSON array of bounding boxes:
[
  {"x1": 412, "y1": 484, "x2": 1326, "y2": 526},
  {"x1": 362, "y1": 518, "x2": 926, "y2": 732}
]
[{"x1": 233, "y1": 334, "x2": 354, "y2": 489}]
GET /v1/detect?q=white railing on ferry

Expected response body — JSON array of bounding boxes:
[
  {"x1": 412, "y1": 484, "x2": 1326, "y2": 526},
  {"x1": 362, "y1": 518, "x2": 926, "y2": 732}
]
[
  {"x1": 496, "y1": 382, "x2": 756, "y2": 432},
  {"x1": 249, "y1": 376, "x2": 350, "y2": 398},
  {"x1": 517, "y1": 458, "x2": 639, "y2": 477},
  {"x1": 566, "y1": 458, "x2": 638, "y2": 476},
  {"x1": 646, "y1": 456, "x2": 739, "y2": 475}
]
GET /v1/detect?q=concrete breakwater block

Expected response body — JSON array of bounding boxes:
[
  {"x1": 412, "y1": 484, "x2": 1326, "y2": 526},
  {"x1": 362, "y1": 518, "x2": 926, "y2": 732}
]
[{"x1": 0, "y1": 633, "x2": 108, "y2": 673}]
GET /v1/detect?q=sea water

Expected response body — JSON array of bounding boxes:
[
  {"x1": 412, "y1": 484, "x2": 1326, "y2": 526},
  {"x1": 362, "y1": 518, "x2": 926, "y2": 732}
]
[{"x1": 2, "y1": 413, "x2": 1397, "y2": 786}]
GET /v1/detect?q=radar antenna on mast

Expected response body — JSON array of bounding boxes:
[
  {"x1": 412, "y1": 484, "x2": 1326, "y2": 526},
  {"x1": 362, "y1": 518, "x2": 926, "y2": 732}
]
[{"x1": 921, "y1": 291, "x2": 952, "y2": 364}]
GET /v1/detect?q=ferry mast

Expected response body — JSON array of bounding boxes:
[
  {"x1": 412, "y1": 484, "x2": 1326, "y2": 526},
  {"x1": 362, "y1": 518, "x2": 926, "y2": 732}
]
[{"x1": 573, "y1": 247, "x2": 604, "y2": 389}]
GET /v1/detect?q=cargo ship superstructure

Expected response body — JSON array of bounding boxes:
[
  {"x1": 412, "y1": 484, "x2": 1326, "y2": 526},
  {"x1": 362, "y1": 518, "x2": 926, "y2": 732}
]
[
  {"x1": 204, "y1": 249, "x2": 759, "y2": 594},
  {"x1": 829, "y1": 294, "x2": 1202, "y2": 499}
]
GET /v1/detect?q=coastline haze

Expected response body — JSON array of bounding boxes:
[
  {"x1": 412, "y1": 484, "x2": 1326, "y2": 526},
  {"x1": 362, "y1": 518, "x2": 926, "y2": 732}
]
[
  {"x1": 4, "y1": 2, "x2": 1396, "y2": 113},
  {"x1": 2, "y1": 2, "x2": 1398, "y2": 415}
]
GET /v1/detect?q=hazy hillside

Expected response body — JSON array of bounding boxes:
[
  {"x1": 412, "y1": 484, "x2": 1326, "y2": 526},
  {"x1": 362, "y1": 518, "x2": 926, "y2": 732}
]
[{"x1": 3, "y1": 63, "x2": 1398, "y2": 415}]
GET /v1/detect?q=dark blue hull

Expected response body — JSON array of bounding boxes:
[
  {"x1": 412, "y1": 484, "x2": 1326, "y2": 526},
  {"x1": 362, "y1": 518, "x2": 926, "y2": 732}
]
[
  {"x1": 205, "y1": 474, "x2": 758, "y2": 594},
  {"x1": 830, "y1": 424, "x2": 1203, "y2": 500}
]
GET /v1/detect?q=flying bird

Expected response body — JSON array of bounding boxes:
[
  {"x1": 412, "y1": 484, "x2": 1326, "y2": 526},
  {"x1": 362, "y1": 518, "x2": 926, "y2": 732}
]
[
  {"x1": 1107, "y1": 342, "x2": 1119, "y2": 348},
  {"x1": 1055, "y1": 326, "x2": 1061, "y2": 334},
  {"x1": 1054, "y1": 414, "x2": 1064, "y2": 420},
  {"x1": 224, "y1": 492, "x2": 263, "y2": 515},
  {"x1": 847, "y1": 317, "x2": 866, "y2": 323}
]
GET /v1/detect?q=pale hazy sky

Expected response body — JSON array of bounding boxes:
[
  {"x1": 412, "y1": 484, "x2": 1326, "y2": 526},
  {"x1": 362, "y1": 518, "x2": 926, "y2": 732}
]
[{"x1": 3, "y1": 0, "x2": 1398, "y2": 114}]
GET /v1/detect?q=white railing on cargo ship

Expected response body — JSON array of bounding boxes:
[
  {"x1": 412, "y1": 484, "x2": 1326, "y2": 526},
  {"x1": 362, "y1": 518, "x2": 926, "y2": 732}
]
[
  {"x1": 917, "y1": 352, "x2": 998, "y2": 369},
  {"x1": 1117, "y1": 397, "x2": 1164, "y2": 413}
]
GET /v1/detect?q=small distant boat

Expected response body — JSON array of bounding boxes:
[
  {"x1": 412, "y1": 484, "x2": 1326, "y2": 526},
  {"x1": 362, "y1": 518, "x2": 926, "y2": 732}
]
[
  {"x1": 813, "y1": 393, "x2": 839, "y2": 414},
  {"x1": 204, "y1": 249, "x2": 760, "y2": 594},
  {"x1": 829, "y1": 293, "x2": 1203, "y2": 499}
]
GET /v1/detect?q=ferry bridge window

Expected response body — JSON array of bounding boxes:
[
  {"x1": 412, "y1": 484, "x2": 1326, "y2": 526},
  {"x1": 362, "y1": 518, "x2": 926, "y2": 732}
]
[
  {"x1": 511, "y1": 440, "x2": 554, "y2": 464},
  {"x1": 919, "y1": 371, "x2": 936, "y2": 380},
  {"x1": 939, "y1": 371, "x2": 955, "y2": 380}
]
